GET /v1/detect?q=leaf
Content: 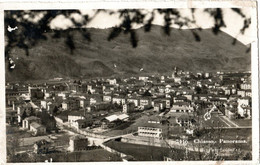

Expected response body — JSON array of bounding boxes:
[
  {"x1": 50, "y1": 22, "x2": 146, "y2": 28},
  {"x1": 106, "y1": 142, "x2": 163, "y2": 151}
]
[
  {"x1": 81, "y1": 29, "x2": 91, "y2": 42},
  {"x1": 191, "y1": 30, "x2": 201, "y2": 42},
  {"x1": 107, "y1": 27, "x2": 122, "y2": 41},
  {"x1": 65, "y1": 33, "x2": 75, "y2": 54},
  {"x1": 144, "y1": 13, "x2": 154, "y2": 32},
  {"x1": 130, "y1": 30, "x2": 138, "y2": 48},
  {"x1": 231, "y1": 8, "x2": 246, "y2": 18}
]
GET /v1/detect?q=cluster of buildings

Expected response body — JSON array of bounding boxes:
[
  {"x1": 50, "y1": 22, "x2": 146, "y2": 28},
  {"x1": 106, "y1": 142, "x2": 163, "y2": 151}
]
[{"x1": 6, "y1": 68, "x2": 252, "y2": 151}]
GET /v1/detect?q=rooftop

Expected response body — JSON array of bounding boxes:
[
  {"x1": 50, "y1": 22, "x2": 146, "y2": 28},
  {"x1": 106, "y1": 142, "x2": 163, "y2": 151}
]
[
  {"x1": 70, "y1": 135, "x2": 87, "y2": 140},
  {"x1": 139, "y1": 122, "x2": 164, "y2": 129},
  {"x1": 30, "y1": 122, "x2": 45, "y2": 129},
  {"x1": 24, "y1": 116, "x2": 40, "y2": 121}
]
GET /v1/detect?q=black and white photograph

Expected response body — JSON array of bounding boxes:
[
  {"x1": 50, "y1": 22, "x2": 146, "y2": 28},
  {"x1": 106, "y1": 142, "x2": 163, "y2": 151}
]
[{"x1": 1, "y1": 0, "x2": 259, "y2": 164}]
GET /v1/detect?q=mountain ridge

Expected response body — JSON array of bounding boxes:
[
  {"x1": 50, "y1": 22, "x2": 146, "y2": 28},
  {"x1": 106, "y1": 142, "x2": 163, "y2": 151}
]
[{"x1": 6, "y1": 25, "x2": 251, "y2": 82}]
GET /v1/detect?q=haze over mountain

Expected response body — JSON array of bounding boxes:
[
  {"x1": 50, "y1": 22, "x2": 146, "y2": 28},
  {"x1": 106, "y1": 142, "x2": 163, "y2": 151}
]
[{"x1": 6, "y1": 25, "x2": 251, "y2": 82}]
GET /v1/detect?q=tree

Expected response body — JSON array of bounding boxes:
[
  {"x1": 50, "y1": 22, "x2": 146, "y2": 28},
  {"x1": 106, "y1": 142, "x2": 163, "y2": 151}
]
[
  {"x1": 7, "y1": 136, "x2": 20, "y2": 162},
  {"x1": 5, "y1": 9, "x2": 251, "y2": 71},
  {"x1": 50, "y1": 105, "x2": 59, "y2": 115},
  {"x1": 143, "y1": 90, "x2": 152, "y2": 97},
  {"x1": 36, "y1": 111, "x2": 57, "y2": 132},
  {"x1": 194, "y1": 86, "x2": 202, "y2": 94}
]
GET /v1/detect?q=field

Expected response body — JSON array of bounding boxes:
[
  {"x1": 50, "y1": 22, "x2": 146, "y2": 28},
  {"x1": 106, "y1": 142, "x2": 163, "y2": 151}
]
[
  {"x1": 105, "y1": 135, "x2": 252, "y2": 161},
  {"x1": 200, "y1": 112, "x2": 230, "y2": 127},
  {"x1": 105, "y1": 140, "x2": 173, "y2": 161},
  {"x1": 6, "y1": 124, "x2": 75, "y2": 157},
  {"x1": 45, "y1": 149, "x2": 121, "y2": 162},
  {"x1": 231, "y1": 119, "x2": 251, "y2": 127},
  {"x1": 105, "y1": 140, "x2": 201, "y2": 161},
  {"x1": 204, "y1": 128, "x2": 251, "y2": 140},
  {"x1": 6, "y1": 125, "x2": 32, "y2": 139},
  {"x1": 8, "y1": 149, "x2": 121, "y2": 162},
  {"x1": 6, "y1": 124, "x2": 33, "y2": 152}
]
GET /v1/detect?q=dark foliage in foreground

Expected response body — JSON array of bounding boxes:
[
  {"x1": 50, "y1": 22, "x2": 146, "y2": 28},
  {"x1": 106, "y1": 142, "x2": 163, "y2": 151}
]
[{"x1": 5, "y1": 8, "x2": 251, "y2": 71}]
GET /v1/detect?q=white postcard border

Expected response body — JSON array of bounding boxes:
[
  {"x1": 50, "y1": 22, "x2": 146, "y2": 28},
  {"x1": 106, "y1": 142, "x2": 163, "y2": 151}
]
[{"x1": 0, "y1": 0, "x2": 258, "y2": 164}]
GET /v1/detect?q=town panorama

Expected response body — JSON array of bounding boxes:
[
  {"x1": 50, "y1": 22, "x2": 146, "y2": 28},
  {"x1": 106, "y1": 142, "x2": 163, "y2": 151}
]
[{"x1": 6, "y1": 68, "x2": 252, "y2": 162}]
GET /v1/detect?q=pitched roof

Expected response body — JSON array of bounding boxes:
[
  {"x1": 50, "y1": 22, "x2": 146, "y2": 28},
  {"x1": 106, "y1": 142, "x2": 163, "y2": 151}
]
[
  {"x1": 76, "y1": 119, "x2": 86, "y2": 123},
  {"x1": 68, "y1": 110, "x2": 92, "y2": 118},
  {"x1": 117, "y1": 114, "x2": 129, "y2": 120},
  {"x1": 140, "y1": 122, "x2": 164, "y2": 129},
  {"x1": 148, "y1": 115, "x2": 161, "y2": 122},
  {"x1": 105, "y1": 114, "x2": 129, "y2": 122},
  {"x1": 171, "y1": 105, "x2": 194, "y2": 111},
  {"x1": 167, "y1": 116, "x2": 177, "y2": 124},
  {"x1": 172, "y1": 102, "x2": 190, "y2": 106},
  {"x1": 177, "y1": 114, "x2": 195, "y2": 120},
  {"x1": 29, "y1": 102, "x2": 39, "y2": 109},
  {"x1": 24, "y1": 116, "x2": 40, "y2": 121},
  {"x1": 105, "y1": 115, "x2": 118, "y2": 122},
  {"x1": 30, "y1": 122, "x2": 45, "y2": 129},
  {"x1": 70, "y1": 135, "x2": 87, "y2": 140},
  {"x1": 174, "y1": 96, "x2": 187, "y2": 100}
]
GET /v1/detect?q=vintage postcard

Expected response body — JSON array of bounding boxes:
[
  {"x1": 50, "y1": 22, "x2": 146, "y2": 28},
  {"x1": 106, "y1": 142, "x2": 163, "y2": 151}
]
[{"x1": 0, "y1": 0, "x2": 258, "y2": 164}]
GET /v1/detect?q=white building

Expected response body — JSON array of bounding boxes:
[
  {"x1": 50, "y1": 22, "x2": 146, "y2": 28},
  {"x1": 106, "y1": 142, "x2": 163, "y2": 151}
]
[
  {"x1": 57, "y1": 92, "x2": 69, "y2": 100},
  {"x1": 22, "y1": 116, "x2": 41, "y2": 129},
  {"x1": 240, "y1": 83, "x2": 251, "y2": 90},
  {"x1": 170, "y1": 103, "x2": 194, "y2": 113},
  {"x1": 139, "y1": 76, "x2": 149, "y2": 82},
  {"x1": 237, "y1": 90, "x2": 246, "y2": 97},
  {"x1": 139, "y1": 98, "x2": 151, "y2": 107},
  {"x1": 89, "y1": 98, "x2": 97, "y2": 105},
  {"x1": 61, "y1": 102, "x2": 68, "y2": 110},
  {"x1": 80, "y1": 99, "x2": 86, "y2": 108},
  {"x1": 108, "y1": 79, "x2": 117, "y2": 85},
  {"x1": 103, "y1": 95, "x2": 112, "y2": 102},
  {"x1": 68, "y1": 135, "x2": 89, "y2": 152},
  {"x1": 68, "y1": 114, "x2": 85, "y2": 127},
  {"x1": 138, "y1": 123, "x2": 163, "y2": 139},
  {"x1": 105, "y1": 114, "x2": 129, "y2": 122},
  {"x1": 127, "y1": 98, "x2": 139, "y2": 107},
  {"x1": 237, "y1": 97, "x2": 251, "y2": 118},
  {"x1": 112, "y1": 97, "x2": 126, "y2": 105},
  {"x1": 30, "y1": 122, "x2": 46, "y2": 136},
  {"x1": 41, "y1": 100, "x2": 47, "y2": 109}
]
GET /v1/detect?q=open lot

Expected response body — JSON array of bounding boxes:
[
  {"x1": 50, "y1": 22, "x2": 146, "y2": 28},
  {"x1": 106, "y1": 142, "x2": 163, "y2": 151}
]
[
  {"x1": 6, "y1": 125, "x2": 33, "y2": 152},
  {"x1": 104, "y1": 140, "x2": 204, "y2": 161},
  {"x1": 49, "y1": 130, "x2": 73, "y2": 149},
  {"x1": 105, "y1": 140, "x2": 175, "y2": 161},
  {"x1": 6, "y1": 124, "x2": 74, "y2": 154},
  {"x1": 8, "y1": 149, "x2": 121, "y2": 162},
  {"x1": 105, "y1": 134, "x2": 251, "y2": 161},
  {"x1": 44, "y1": 149, "x2": 121, "y2": 162},
  {"x1": 6, "y1": 125, "x2": 32, "y2": 139},
  {"x1": 231, "y1": 119, "x2": 251, "y2": 127}
]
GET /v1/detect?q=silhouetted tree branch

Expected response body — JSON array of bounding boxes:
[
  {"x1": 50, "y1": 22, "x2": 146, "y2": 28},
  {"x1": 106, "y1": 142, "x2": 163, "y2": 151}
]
[{"x1": 5, "y1": 8, "x2": 251, "y2": 71}]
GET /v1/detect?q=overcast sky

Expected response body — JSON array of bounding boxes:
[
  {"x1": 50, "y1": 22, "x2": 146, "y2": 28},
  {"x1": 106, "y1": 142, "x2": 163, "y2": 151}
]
[{"x1": 49, "y1": 8, "x2": 253, "y2": 45}]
